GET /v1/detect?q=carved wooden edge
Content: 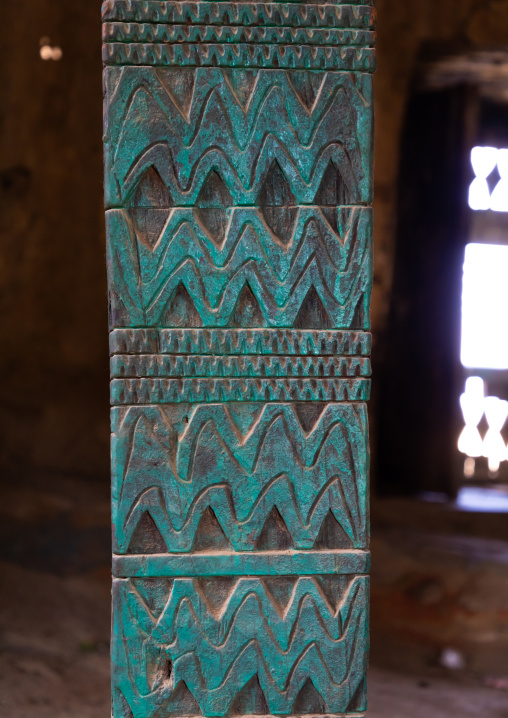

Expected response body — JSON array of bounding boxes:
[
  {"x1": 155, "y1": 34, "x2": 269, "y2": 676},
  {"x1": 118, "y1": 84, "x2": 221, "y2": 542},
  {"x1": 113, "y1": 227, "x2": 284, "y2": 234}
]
[
  {"x1": 102, "y1": 43, "x2": 376, "y2": 70},
  {"x1": 110, "y1": 355, "x2": 372, "y2": 378},
  {"x1": 103, "y1": 24, "x2": 376, "y2": 46},
  {"x1": 113, "y1": 549, "x2": 371, "y2": 576},
  {"x1": 102, "y1": 1, "x2": 375, "y2": 27},
  {"x1": 110, "y1": 377, "x2": 371, "y2": 404},
  {"x1": 109, "y1": 329, "x2": 372, "y2": 356}
]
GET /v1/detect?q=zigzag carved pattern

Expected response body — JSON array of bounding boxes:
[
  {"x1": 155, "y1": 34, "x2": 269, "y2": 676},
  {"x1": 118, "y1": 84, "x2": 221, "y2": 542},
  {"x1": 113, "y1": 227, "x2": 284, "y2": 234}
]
[
  {"x1": 106, "y1": 207, "x2": 372, "y2": 328},
  {"x1": 104, "y1": 67, "x2": 372, "y2": 206},
  {"x1": 109, "y1": 328, "x2": 371, "y2": 356},
  {"x1": 111, "y1": 354, "x2": 371, "y2": 378},
  {"x1": 112, "y1": 575, "x2": 368, "y2": 716},
  {"x1": 102, "y1": 2, "x2": 375, "y2": 28},
  {"x1": 103, "y1": 23, "x2": 375, "y2": 46},
  {"x1": 102, "y1": 43, "x2": 376, "y2": 71},
  {"x1": 110, "y1": 377, "x2": 370, "y2": 403},
  {"x1": 112, "y1": 403, "x2": 369, "y2": 551}
]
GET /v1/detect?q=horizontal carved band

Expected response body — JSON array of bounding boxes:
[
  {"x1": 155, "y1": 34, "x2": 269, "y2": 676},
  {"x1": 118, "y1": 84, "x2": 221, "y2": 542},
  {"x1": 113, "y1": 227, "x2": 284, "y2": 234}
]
[
  {"x1": 103, "y1": 43, "x2": 376, "y2": 69},
  {"x1": 111, "y1": 354, "x2": 371, "y2": 378},
  {"x1": 110, "y1": 328, "x2": 372, "y2": 356},
  {"x1": 102, "y1": 2, "x2": 375, "y2": 29},
  {"x1": 106, "y1": 207, "x2": 372, "y2": 329},
  {"x1": 113, "y1": 550, "x2": 370, "y2": 576},
  {"x1": 103, "y1": 23, "x2": 375, "y2": 46},
  {"x1": 111, "y1": 377, "x2": 370, "y2": 403},
  {"x1": 112, "y1": 402, "x2": 369, "y2": 552},
  {"x1": 104, "y1": 69, "x2": 373, "y2": 207},
  {"x1": 112, "y1": 574, "x2": 368, "y2": 715}
]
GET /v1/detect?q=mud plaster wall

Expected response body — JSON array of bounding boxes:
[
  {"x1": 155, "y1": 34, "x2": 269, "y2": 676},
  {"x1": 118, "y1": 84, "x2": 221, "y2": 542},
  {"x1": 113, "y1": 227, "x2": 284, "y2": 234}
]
[{"x1": 1, "y1": 1, "x2": 508, "y2": 481}]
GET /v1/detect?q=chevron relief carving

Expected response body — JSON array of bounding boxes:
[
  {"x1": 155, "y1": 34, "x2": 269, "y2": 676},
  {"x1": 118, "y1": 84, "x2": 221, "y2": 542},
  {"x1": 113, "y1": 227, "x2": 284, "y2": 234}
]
[
  {"x1": 106, "y1": 206, "x2": 372, "y2": 329},
  {"x1": 112, "y1": 575, "x2": 369, "y2": 717},
  {"x1": 111, "y1": 403, "x2": 369, "y2": 553},
  {"x1": 102, "y1": 2, "x2": 375, "y2": 29},
  {"x1": 109, "y1": 329, "x2": 372, "y2": 356},
  {"x1": 105, "y1": 4, "x2": 373, "y2": 716},
  {"x1": 104, "y1": 68, "x2": 372, "y2": 208}
]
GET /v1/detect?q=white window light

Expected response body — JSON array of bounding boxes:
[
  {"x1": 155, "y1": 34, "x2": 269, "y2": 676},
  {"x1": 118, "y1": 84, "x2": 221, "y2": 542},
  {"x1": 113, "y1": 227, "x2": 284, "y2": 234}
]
[
  {"x1": 458, "y1": 378, "x2": 508, "y2": 473},
  {"x1": 458, "y1": 376, "x2": 485, "y2": 458},
  {"x1": 469, "y1": 146, "x2": 508, "y2": 212},
  {"x1": 461, "y1": 243, "x2": 508, "y2": 370}
]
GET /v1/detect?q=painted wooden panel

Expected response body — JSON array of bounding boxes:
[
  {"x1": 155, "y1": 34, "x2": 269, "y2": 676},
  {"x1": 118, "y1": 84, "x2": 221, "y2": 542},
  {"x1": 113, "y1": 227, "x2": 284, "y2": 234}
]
[{"x1": 103, "y1": 3, "x2": 374, "y2": 716}]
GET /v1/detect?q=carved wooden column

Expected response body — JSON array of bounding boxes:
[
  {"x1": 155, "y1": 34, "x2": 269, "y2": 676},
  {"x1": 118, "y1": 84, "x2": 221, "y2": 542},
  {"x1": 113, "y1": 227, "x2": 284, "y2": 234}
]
[{"x1": 103, "y1": 2, "x2": 375, "y2": 716}]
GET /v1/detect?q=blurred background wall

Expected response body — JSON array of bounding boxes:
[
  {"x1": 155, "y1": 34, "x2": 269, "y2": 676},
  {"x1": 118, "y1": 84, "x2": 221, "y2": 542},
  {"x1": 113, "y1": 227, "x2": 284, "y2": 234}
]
[{"x1": 0, "y1": 3, "x2": 108, "y2": 480}]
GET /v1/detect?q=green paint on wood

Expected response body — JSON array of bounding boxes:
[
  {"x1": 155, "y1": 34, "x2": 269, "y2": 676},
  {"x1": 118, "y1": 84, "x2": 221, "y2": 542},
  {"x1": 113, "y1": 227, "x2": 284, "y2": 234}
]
[{"x1": 103, "y1": 3, "x2": 374, "y2": 716}]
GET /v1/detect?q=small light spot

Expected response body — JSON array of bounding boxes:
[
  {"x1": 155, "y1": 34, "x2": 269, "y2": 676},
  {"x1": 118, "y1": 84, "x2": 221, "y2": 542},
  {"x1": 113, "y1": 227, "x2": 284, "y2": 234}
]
[
  {"x1": 39, "y1": 41, "x2": 63, "y2": 61},
  {"x1": 439, "y1": 648, "x2": 465, "y2": 671},
  {"x1": 40, "y1": 45, "x2": 53, "y2": 61}
]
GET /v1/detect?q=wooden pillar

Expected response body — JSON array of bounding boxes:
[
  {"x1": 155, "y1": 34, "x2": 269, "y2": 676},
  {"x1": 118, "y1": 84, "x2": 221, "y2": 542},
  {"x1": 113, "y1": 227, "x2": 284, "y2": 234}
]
[{"x1": 103, "y1": 3, "x2": 375, "y2": 716}]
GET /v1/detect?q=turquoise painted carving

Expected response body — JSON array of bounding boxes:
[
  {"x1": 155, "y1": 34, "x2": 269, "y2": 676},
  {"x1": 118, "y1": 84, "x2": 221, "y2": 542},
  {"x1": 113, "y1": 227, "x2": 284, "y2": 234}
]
[{"x1": 103, "y1": 2, "x2": 374, "y2": 716}]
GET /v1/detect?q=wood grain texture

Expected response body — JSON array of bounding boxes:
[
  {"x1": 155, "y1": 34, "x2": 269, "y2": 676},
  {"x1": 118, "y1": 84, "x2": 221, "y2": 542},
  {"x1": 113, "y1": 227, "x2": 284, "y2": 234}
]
[{"x1": 104, "y1": 3, "x2": 374, "y2": 716}]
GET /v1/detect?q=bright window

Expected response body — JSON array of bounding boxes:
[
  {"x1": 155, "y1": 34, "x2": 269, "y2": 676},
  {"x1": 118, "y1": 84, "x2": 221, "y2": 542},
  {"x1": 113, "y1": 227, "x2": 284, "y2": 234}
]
[
  {"x1": 461, "y1": 242, "x2": 508, "y2": 369},
  {"x1": 469, "y1": 146, "x2": 508, "y2": 212}
]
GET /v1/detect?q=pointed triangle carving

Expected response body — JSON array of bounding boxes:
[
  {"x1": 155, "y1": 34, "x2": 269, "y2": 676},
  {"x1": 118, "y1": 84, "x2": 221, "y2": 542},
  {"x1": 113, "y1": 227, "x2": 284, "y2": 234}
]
[
  {"x1": 350, "y1": 294, "x2": 366, "y2": 330},
  {"x1": 292, "y1": 678, "x2": 326, "y2": 714},
  {"x1": 192, "y1": 507, "x2": 232, "y2": 552},
  {"x1": 256, "y1": 507, "x2": 294, "y2": 550},
  {"x1": 163, "y1": 283, "x2": 203, "y2": 328},
  {"x1": 129, "y1": 166, "x2": 172, "y2": 249},
  {"x1": 313, "y1": 510, "x2": 354, "y2": 550},
  {"x1": 263, "y1": 577, "x2": 297, "y2": 616},
  {"x1": 293, "y1": 402, "x2": 327, "y2": 434},
  {"x1": 157, "y1": 68, "x2": 196, "y2": 120},
  {"x1": 222, "y1": 69, "x2": 259, "y2": 110},
  {"x1": 261, "y1": 206, "x2": 298, "y2": 245},
  {"x1": 230, "y1": 675, "x2": 269, "y2": 715},
  {"x1": 197, "y1": 170, "x2": 233, "y2": 208},
  {"x1": 127, "y1": 511, "x2": 168, "y2": 554},
  {"x1": 288, "y1": 71, "x2": 326, "y2": 111},
  {"x1": 229, "y1": 282, "x2": 264, "y2": 327},
  {"x1": 258, "y1": 160, "x2": 295, "y2": 207},
  {"x1": 195, "y1": 170, "x2": 233, "y2": 246},
  {"x1": 132, "y1": 166, "x2": 172, "y2": 208},
  {"x1": 167, "y1": 681, "x2": 202, "y2": 716},
  {"x1": 195, "y1": 577, "x2": 238, "y2": 617},
  {"x1": 314, "y1": 575, "x2": 350, "y2": 613},
  {"x1": 130, "y1": 208, "x2": 169, "y2": 250},
  {"x1": 132, "y1": 578, "x2": 173, "y2": 619},
  {"x1": 258, "y1": 160, "x2": 297, "y2": 243},
  {"x1": 294, "y1": 286, "x2": 332, "y2": 329},
  {"x1": 314, "y1": 159, "x2": 349, "y2": 208},
  {"x1": 226, "y1": 405, "x2": 264, "y2": 435}
]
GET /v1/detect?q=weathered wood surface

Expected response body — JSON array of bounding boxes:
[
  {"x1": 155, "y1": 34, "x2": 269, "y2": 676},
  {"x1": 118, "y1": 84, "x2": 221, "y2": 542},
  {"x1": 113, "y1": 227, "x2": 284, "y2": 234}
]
[{"x1": 103, "y1": 1, "x2": 375, "y2": 715}]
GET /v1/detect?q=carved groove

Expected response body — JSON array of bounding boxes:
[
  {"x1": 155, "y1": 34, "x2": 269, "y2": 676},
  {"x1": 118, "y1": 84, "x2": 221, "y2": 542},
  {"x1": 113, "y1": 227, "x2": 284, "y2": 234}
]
[
  {"x1": 112, "y1": 576, "x2": 369, "y2": 716},
  {"x1": 111, "y1": 403, "x2": 369, "y2": 552},
  {"x1": 110, "y1": 377, "x2": 371, "y2": 404},
  {"x1": 103, "y1": 43, "x2": 376, "y2": 71},
  {"x1": 109, "y1": 328, "x2": 372, "y2": 356},
  {"x1": 102, "y1": 3, "x2": 376, "y2": 29}
]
